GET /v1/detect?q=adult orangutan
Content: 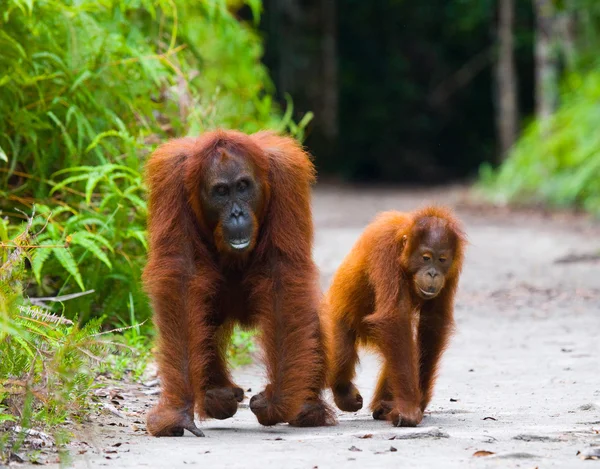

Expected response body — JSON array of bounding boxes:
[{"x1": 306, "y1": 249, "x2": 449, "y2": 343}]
[
  {"x1": 323, "y1": 207, "x2": 466, "y2": 427},
  {"x1": 143, "y1": 130, "x2": 334, "y2": 437}
]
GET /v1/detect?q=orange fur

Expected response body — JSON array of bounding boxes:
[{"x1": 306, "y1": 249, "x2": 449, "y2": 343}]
[
  {"x1": 323, "y1": 206, "x2": 466, "y2": 427},
  {"x1": 144, "y1": 130, "x2": 334, "y2": 437}
]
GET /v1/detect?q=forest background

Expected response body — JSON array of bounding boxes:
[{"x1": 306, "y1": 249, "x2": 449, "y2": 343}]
[{"x1": 1, "y1": 0, "x2": 598, "y2": 461}]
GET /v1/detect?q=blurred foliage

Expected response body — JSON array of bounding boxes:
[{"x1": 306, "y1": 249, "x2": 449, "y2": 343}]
[
  {"x1": 482, "y1": 0, "x2": 600, "y2": 215},
  {"x1": 563, "y1": 0, "x2": 600, "y2": 67},
  {"x1": 480, "y1": 68, "x2": 600, "y2": 215},
  {"x1": 227, "y1": 326, "x2": 257, "y2": 367},
  {"x1": 0, "y1": 0, "x2": 308, "y2": 328},
  {"x1": 328, "y1": 0, "x2": 534, "y2": 181}
]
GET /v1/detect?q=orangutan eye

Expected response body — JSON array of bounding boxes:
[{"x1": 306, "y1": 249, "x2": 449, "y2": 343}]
[
  {"x1": 237, "y1": 179, "x2": 249, "y2": 192},
  {"x1": 214, "y1": 184, "x2": 229, "y2": 197},
  {"x1": 422, "y1": 254, "x2": 431, "y2": 262},
  {"x1": 439, "y1": 257, "x2": 447, "y2": 263}
]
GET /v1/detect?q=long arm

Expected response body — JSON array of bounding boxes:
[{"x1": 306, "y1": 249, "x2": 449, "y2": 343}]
[
  {"x1": 418, "y1": 279, "x2": 456, "y2": 411},
  {"x1": 247, "y1": 131, "x2": 333, "y2": 426},
  {"x1": 143, "y1": 139, "x2": 216, "y2": 437},
  {"x1": 249, "y1": 258, "x2": 331, "y2": 426}
]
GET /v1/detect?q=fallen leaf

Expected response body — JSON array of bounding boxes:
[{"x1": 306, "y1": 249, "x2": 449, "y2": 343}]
[
  {"x1": 349, "y1": 446, "x2": 362, "y2": 452},
  {"x1": 357, "y1": 434, "x2": 373, "y2": 439},
  {"x1": 390, "y1": 446, "x2": 397, "y2": 452},
  {"x1": 483, "y1": 417, "x2": 497, "y2": 421},
  {"x1": 473, "y1": 450, "x2": 495, "y2": 457},
  {"x1": 450, "y1": 398, "x2": 458, "y2": 402}
]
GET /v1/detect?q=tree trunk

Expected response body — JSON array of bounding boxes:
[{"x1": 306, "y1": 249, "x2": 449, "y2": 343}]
[
  {"x1": 533, "y1": 0, "x2": 558, "y2": 122},
  {"x1": 321, "y1": 0, "x2": 338, "y2": 141},
  {"x1": 556, "y1": 9, "x2": 576, "y2": 69},
  {"x1": 496, "y1": 0, "x2": 518, "y2": 160}
]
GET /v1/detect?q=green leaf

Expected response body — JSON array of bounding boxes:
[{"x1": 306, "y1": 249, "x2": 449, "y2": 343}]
[
  {"x1": 69, "y1": 232, "x2": 112, "y2": 269},
  {"x1": 52, "y1": 247, "x2": 85, "y2": 291},
  {"x1": 52, "y1": 166, "x2": 95, "y2": 177},
  {"x1": 297, "y1": 112, "x2": 314, "y2": 130},
  {"x1": 0, "y1": 29, "x2": 26, "y2": 58},
  {"x1": 123, "y1": 192, "x2": 147, "y2": 212},
  {"x1": 125, "y1": 230, "x2": 148, "y2": 250},
  {"x1": 0, "y1": 217, "x2": 8, "y2": 241},
  {"x1": 246, "y1": 0, "x2": 262, "y2": 24},
  {"x1": 47, "y1": 111, "x2": 77, "y2": 157},
  {"x1": 31, "y1": 240, "x2": 55, "y2": 284},
  {"x1": 85, "y1": 170, "x2": 105, "y2": 204},
  {"x1": 13, "y1": 335, "x2": 35, "y2": 358},
  {"x1": 65, "y1": 216, "x2": 107, "y2": 232},
  {"x1": 0, "y1": 145, "x2": 7, "y2": 162},
  {"x1": 50, "y1": 173, "x2": 90, "y2": 194},
  {"x1": 84, "y1": 131, "x2": 125, "y2": 154},
  {"x1": 76, "y1": 231, "x2": 113, "y2": 252},
  {"x1": 70, "y1": 70, "x2": 93, "y2": 93},
  {"x1": 0, "y1": 414, "x2": 16, "y2": 423}
]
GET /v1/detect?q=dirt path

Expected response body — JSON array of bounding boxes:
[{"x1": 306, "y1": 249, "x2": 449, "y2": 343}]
[{"x1": 47, "y1": 186, "x2": 600, "y2": 468}]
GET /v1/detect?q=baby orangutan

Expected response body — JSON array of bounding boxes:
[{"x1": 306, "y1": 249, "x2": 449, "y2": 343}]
[{"x1": 323, "y1": 206, "x2": 465, "y2": 427}]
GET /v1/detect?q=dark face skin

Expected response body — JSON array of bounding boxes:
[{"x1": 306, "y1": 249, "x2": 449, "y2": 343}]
[
  {"x1": 407, "y1": 218, "x2": 456, "y2": 300},
  {"x1": 200, "y1": 151, "x2": 264, "y2": 253}
]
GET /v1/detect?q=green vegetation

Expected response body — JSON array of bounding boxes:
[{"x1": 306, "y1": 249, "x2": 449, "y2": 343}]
[
  {"x1": 480, "y1": 0, "x2": 600, "y2": 216},
  {"x1": 0, "y1": 214, "x2": 147, "y2": 461},
  {"x1": 480, "y1": 68, "x2": 600, "y2": 215},
  {"x1": 0, "y1": 0, "x2": 304, "y2": 324}
]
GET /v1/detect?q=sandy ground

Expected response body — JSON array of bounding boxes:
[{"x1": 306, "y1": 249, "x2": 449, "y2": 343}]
[{"x1": 24, "y1": 185, "x2": 600, "y2": 468}]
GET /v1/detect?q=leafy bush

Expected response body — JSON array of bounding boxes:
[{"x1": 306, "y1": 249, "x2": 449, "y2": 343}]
[
  {"x1": 480, "y1": 68, "x2": 600, "y2": 216},
  {"x1": 0, "y1": 216, "x2": 112, "y2": 462},
  {"x1": 30, "y1": 164, "x2": 148, "y2": 325},
  {"x1": 0, "y1": 0, "x2": 306, "y2": 326}
]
